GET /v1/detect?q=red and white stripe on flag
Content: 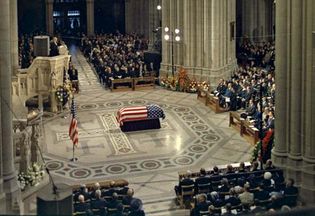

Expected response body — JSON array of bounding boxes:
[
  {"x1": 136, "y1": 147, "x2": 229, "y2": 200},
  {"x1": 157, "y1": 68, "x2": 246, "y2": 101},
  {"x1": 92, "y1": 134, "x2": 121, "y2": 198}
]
[
  {"x1": 69, "y1": 117, "x2": 78, "y2": 146},
  {"x1": 117, "y1": 106, "x2": 148, "y2": 125}
]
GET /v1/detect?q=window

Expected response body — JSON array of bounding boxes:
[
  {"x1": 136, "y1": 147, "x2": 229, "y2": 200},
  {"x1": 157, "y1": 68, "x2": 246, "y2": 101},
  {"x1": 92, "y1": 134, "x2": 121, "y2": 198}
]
[
  {"x1": 68, "y1": 10, "x2": 80, "y2": 17},
  {"x1": 53, "y1": 11, "x2": 61, "y2": 17}
]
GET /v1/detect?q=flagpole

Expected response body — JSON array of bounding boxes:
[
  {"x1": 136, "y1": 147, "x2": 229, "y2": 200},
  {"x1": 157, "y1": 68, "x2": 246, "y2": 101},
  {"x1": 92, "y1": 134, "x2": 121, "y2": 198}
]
[
  {"x1": 71, "y1": 141, "x2": 77, "y2": 162},
  {"x1": 70, "y1": 94, "x2": 78, "y2": 162}
]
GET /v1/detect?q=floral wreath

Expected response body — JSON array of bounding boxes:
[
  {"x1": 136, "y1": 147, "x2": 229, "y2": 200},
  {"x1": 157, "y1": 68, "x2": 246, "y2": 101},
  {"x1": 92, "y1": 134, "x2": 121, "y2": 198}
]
[{"x1": 55, "y1": 85, "x2": 70, "y2": 105}]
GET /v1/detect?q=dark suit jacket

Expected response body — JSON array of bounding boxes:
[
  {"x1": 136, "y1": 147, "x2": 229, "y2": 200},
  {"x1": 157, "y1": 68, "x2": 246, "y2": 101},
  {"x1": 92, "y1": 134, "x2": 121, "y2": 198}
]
[
  {"x1": 284, "y1": 186, "x2": 298, "y2": 195},
  {"x1": 74, "y1": 202, "x2": 92, "y2": 215},
  {"x1": 179, "y1": 178, "x2": 195, "y2": 193},
  {"x1": 225, "y1": 196, "x2": 241, "y2": 206},
  {"x1": 50, "y1": 42, "x2": 59, "y2": 57},
  {"x1": 254, "y1": 190, "x2": 270, "y2": 200}
]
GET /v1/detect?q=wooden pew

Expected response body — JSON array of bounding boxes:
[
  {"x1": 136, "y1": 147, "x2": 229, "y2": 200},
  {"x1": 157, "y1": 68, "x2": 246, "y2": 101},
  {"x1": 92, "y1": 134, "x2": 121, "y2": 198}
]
[
  {"x1": 229, "y1": 111, "x2": 260, "y2": 145},
  {"x1": 134, "y1": 76, "x2": 156, "y2": 90},
  {"x1": 197, "y1": 88, "x2": 208, "y2": 105},
  {"x1": 207, "y1": 94, "x2": 227, "y2": 113},
  {"x1": 110, "y1": 78, "x2": 134, "y2": 92},
  {"x1": 229, "y1": 111, "x2": 243, "y2": 132},
  {"x1": 178, "y1": 162, "x2": 252, "y2": 181},
  {"x1": 197, "y1": 88, "x2": 227, "y2": 113},
  {"x1": 72, "y1": 179, "x2": 129, "y2": 191},
  {"x1": 242, "y1": 120, "x2": 260, "y2": 145}
]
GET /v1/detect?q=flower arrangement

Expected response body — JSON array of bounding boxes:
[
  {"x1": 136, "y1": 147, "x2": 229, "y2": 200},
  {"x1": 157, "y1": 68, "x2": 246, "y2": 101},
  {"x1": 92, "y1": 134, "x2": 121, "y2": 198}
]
[
  {"x1": 55, "y1": 84, "x2": 72, "y2": 106},
  {"x1": 160, "y1": 76, "x2": 178, "y2": 90},
  {"x1": 251, "y1": 140, "x2": 262, "y2": 162},
  {"x1": 188, "y1": 80, "x2": 198, "y2": 93},
  {"x1": 178, "y1": 67, "x2": 190, "y2": 92},
  {"x1": 199, "y1": 81, "x2": 210, "y2": 91},
  {"x1": 160, "y1": 71, "x2": 210, "y2": 94},
  {"x1": 18, "y1": 163, "x2": 45, "y2": 190}
]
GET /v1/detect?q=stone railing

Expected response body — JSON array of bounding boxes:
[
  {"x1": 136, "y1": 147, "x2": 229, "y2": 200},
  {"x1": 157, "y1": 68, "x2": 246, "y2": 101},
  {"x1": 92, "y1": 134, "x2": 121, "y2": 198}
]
[{"x1": 12, "y1": 54, "x2": 71, "y2": 112}]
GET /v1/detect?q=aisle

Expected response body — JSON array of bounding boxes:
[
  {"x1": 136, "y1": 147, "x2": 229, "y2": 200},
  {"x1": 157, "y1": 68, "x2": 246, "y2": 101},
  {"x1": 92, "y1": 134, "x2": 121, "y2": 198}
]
[{"x1": 68, "y1": 45, "x2": 104, "y2": 93}]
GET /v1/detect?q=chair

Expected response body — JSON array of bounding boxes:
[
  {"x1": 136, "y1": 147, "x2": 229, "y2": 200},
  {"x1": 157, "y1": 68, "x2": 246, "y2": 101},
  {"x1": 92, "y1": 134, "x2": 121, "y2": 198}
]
[
  {"x1": 255, "y1": 199, "x2": 272, "y2": 207},
  {"x1": 197, "y1": 182, "x2": 211, "y2": 194},
  {"x1": 73, "y1": 211, "x2": 87, "y2": 216},
  {"x1": 91, "y1": 208, "x2": 101, "y2": 215},
  {"x1": 210, "y1": 175, "x2": 222, "y2": 191},
  {"x1": 178, "y1": 184, "x2": 195, "y2": 208},
  {"x1": 199, "y1": 210, "x2": 210, "y2": 216},
  {"x1": 123, "y1": 204, "x2": 131, "y2": 214},
  {"x1": 226, "y1": 173, "x2": 239, "y2": 186},
  {"x1": 283, "y1": 194, "x2": 298, "y2": 207},
  {"x1": 107, "y1": 207, "x2": 118, "y2": 215}
]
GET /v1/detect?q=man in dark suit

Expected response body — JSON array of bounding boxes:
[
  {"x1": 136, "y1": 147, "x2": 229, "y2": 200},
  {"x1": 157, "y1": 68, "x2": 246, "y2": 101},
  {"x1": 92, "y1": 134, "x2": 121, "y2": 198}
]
[
  {"x1": 225, "y1": 188, "x2": 241, "y2": 207},
  {"x1": 102, "y1": 181, "x2": 118, "y2": 201},
  {"x1": 284, "y1": 179, "x2": 298, "y2": 195},
  {"x1": 191, "y1": 194, "x2": 210, "y2": 216},
  {"x1": 50, "y1": 37, "x2": 59, "y2": 57},
  {"x1": 90, "y1": 189, "x2": 107, "y2": 216},
  {"x1": 107, "y1": 192, "x2": 120, "y2": 213},
  {"x1": 254, "y1": 184, "x2": 270, "y2": 201},
  {"x1": 195, "y1": 168, "x2": 211, "y2": 194},
  {"x1": 174, "y1": 171, "x2": 194, "y2": 196},
  {"x1": 74, "y1": 195, "x2": 93, "y2": 215},
  {"x1": 89, "y1": 182, "x2": 100, "y2": 201},
  {"x1": 74, "y1": 184, "x2": 90, "y2": 203},
  {"x1": 246, "y1": 99, "x2": 257, "y2": 117},
  {"x1": 122, "y1": 188, "x2": 134, "y2": 206}
]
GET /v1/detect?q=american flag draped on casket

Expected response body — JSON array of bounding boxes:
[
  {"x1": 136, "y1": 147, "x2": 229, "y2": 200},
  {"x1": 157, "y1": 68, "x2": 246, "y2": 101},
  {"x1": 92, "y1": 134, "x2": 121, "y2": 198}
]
[{"x1": 117, "y1": 104, "x2": 165, "y2": 126}]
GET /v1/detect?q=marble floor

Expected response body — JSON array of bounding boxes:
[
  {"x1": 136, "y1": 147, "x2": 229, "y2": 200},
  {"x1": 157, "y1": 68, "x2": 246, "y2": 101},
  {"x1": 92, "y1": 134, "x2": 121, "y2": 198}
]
[{"x1": 40, "y1": 46, "x2": 253, "y2": 215}]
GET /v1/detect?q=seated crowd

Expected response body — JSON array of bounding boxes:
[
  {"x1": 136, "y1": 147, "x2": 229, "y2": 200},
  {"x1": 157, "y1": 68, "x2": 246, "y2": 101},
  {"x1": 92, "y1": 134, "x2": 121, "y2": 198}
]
[
  {"x1": 80, "y1": 33, "x2": 151, "y2": 87},
  {"x1": 73, "y1": 180, "x2": 145, "y2": 216},
  {"x1": 212, "y1": 41, "x2": 275, "y2": 155},
  {"x1": 174, "y1": 160, "x2": 298, "y2": 216},
  {"x1": 213, "y1": 41, "x2": 275, "y2": 124},
  {"x1": 19, "y1": 34, "x2": 36, "y2": 68},
  {"x1": 19, "y1": 34, "x2": 68, "y2": 68}
]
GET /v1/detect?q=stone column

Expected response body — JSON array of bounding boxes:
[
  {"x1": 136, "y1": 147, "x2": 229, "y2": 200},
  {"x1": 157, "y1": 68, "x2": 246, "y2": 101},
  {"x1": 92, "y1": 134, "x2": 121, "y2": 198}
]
[
  {"x1": 149, "y1": 0, "x2": 162, "y2": 50},
  {"x1": 160, "y1": 0, "x2": 170, "y2": 77},
  {"x1": 241, "y1": 0, "x2": 256, "y2": 40},
  {"x1": 287, "y1": 0, "x2": 303, "y2": 183},
  {"x1": 0, "y1": 59, "x2": 5, "y2": 214},
  {"x1": 148, "y1": 0, "x2": 155, "y2": 49},
  {"x1": 10, "y1": 0, "x2": 19, "y2": 75},
  {"x1": 45, "y1": 0, "x2": 54, "y2": 35},
  {"x1": 86, "y1": 0, "x2": 94, "y2": 36},
  {"x1": 300, "y1": 0, "x2": 315, "y2": 204},
  {"x1": 160, "y1": 0, "x2": 236, "y2": 84},
  {"x1": 0, "y1": 0, "x2": 20, "y2": 213},
  {"x1": 271, "y1": 0, "x2": 288, "y2": 168}
]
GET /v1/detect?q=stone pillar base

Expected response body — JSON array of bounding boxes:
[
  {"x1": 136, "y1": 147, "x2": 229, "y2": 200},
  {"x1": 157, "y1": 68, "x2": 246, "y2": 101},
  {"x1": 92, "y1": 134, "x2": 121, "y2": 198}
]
[
  {"x1": 3, "y1": 175, "x2": 20, "y2": 214},
  {"x1": 0, "y1": 189, "x2": 6, "y2": 212},
  {"x1": 286, "y1": 155, "x2": 303, "y2": 185},
  {"x1": 271, "y1": 149, "x2": 288, "y2": 170},
  {"x1": 300, "y1": 160, "x2": 315, "y2": 205},
  {"x1": 159, "y1": 59, "x2": 237, "y2": 88}
]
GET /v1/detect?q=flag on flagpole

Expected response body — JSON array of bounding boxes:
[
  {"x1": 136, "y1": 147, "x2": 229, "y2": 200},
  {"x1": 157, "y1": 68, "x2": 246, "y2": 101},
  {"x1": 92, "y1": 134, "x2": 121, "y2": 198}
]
[{"x1": 69, "y1": 97, "x2": 78, "y2": 146}]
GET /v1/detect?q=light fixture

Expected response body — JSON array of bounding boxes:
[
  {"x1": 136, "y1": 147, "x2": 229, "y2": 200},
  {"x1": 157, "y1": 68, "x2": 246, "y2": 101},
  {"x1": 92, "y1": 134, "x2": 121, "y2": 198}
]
[
  {"x1": 164, "y1": 34, "x2": 170, "y2": 41},
  {"x1": 164, "y1": 27, "x2": 169, "y2": 32},
  {"x1": 175, "y1": 36, "x2": 181, "y2": 41},
  {"x1": 175, "y1": 28, "x2": 180, "y2": 34},
  {"x1": 157, "y1": 5, "x2": 162, "y2": 10}
]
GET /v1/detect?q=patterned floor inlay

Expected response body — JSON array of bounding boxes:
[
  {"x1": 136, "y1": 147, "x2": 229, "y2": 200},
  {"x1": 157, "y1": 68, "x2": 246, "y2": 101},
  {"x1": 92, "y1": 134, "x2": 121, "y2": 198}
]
[{"x1": 42, "y1": 46, "x2": 253, "y2": 183}]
